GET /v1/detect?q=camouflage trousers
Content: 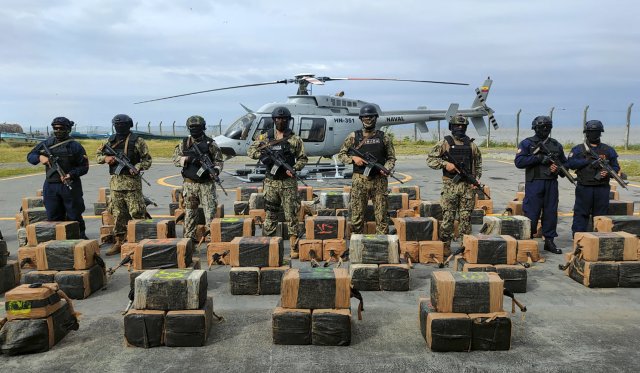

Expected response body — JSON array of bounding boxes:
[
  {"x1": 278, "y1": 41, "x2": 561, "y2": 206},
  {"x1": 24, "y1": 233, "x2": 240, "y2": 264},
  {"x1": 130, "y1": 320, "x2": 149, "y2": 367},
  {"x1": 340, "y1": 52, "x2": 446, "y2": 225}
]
[
  {"x1": 350, "y1": 173, "x2": 389, "y2": 234},
  {"x1": 182, "y1": 180, "x2": 217, "y2": 240},
  {"x1": 440, "y1": 179, "x2": 475, "y2": 245},
  {"x1": 110, "y1": 189, "x2": 147, "y2": 237},
  {"x1": 263, "y1": 177, "x2": 300, "y2": 237}
]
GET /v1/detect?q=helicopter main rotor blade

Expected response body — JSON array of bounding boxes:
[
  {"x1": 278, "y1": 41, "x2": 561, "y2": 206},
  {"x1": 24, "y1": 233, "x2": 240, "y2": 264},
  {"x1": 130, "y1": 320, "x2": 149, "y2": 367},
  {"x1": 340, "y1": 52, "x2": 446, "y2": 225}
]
[
  {"x1": 133, "y1": 80, "x2": 288, "y2": 104},
  {"x1": 318, "y1": 77, "x2": 469, "y2": 86},
  {"x1": 302, "y1": 76, "x2": 324, "y2": 85}
]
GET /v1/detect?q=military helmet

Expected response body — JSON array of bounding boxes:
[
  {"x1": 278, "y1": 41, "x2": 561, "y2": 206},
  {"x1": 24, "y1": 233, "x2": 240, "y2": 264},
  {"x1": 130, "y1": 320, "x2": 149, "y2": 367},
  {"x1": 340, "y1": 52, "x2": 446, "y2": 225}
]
[
  {"x1": 584, "y1": 120, "x2": 604, "y2": 133},
  {"x1": 186, "y1": 115, "x2": 206, "y2": 129},
  {"x1": 531, "y1": 115, "x2": 552, "y2": 129},
  {"x1": 112, "y1": 114, "x2": 134, "y2": 128},
  {"x1": 359, "y1": 104, "x2": 379, "y2": 118},
  {"x1": 271, "y1": 106, "x2": 292, "y2": 119},
  {"x1": 51, "y1": 117, "x2": 74, "y2": 128}
]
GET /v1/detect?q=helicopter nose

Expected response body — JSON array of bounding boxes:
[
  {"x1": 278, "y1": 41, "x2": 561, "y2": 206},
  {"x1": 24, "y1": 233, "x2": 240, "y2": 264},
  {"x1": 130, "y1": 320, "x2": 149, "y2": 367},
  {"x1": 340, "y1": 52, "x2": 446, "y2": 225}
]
[{"x1": 214, "y1": 135, "x2": 238, "y2": 158}]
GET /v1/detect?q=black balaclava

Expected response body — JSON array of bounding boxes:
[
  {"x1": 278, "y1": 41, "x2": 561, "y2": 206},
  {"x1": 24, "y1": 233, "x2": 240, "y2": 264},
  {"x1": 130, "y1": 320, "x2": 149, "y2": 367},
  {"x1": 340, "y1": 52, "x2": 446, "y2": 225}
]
[{"x1": 585, "y1": 130, "x2": 601, "y2": 145}]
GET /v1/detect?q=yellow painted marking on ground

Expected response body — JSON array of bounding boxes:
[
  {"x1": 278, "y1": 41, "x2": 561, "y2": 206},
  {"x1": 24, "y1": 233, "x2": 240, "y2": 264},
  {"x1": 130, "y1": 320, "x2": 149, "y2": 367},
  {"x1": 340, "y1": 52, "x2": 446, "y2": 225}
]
[{"x1": 157, "y1": 174, "x2": 182, "y2": 188}]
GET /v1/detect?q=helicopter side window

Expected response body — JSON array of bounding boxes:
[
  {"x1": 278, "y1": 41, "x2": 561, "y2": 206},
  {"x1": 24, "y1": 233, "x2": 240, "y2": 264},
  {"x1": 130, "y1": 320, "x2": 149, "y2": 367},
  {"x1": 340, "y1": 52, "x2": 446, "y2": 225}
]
[
  {"x1": 224, "y1": 113, "x2": 255, "y2": 140},
  {"x1": 299, "y1": 117, "x2": 326, "y2": 142}
]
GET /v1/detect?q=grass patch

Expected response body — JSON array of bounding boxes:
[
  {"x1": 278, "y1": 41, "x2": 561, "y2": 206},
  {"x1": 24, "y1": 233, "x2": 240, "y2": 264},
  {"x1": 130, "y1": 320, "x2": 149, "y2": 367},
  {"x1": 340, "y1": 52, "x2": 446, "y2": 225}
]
[
  {"x1": 620, "y1": 160, "x2": 640, "y2": 178},
  {"x1": 0, "y1": 167, "x2": 42, "y2": 178}
]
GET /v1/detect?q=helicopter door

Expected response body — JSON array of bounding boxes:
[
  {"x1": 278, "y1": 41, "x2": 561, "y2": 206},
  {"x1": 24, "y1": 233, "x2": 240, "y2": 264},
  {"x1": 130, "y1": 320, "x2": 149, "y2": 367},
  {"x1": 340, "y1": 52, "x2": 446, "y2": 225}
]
[{"x1": 299, "y1": 117, "x2": 329, "y2": 153}]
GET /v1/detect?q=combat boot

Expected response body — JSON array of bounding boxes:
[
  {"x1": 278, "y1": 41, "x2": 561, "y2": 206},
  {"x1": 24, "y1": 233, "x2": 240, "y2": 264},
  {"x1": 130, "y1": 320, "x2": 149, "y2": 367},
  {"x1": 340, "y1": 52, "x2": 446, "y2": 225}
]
[
  {"x1": 543, "y1": 238, "x2": 562, "y2": 254},
  {"x1": 289, "y1": 235, "x2": 299, "y2": 259},
  {"x1": 106, "y1": 235, "x2": 124, "y2": 256}
]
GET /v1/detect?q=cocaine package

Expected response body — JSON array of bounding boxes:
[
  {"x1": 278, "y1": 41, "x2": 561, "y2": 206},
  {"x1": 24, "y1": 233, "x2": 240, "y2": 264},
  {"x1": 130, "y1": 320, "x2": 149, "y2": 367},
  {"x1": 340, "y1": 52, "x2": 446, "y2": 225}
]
[
  {"x1": 298, "y1": 186, "x2": 314, "y2": 201},
  {"x1": 594, "y1": 215, "x2": 640, "y2": 236},
  {"x1": 210, "y1": 217, "x2": 255, "y2": 242},
  {"x1": 126, "y1": 219, "x2": 177, "y2": 243},
  {"x1": 416, "y1": 201, "x2": 443, "y2": 220},
  {"x1": 392, "y1": 217, "x2": 438, "y2": 241},
  {"x1": 305, "y1": 216, "x2": 346, "y2": 240},
  {"x1": 236, "y1": 186, "x2": 263, "y2": 202},
  {"x1": 387, "y1": 193, "x2": 409, "y2": 211},
  {"x1": 26, "y1": 221, "x2": 80, "y2": 246},
  {"x1": 391, "y1": 185, "x2": 420, "y2": 200},
  {"x1": 462, "y1": 235, "x2": 518, "y2": 265},
  {"x1": 480, "y1": 216, "x2": 531, "y2": 240},
  {"x1": 349, "y1": 263, "x2": 410, "y2": 291},
  {"x1": 319, "y1": 192, "x2": 350, "y2": 209},
  {"x1": 607, "y1": 200, "x2": 634, "y2": 216},
  {"x1": 0, "y1": 261, "x2": 21, "y2": 294},
  {"x1": 34, "y1": 239, "x2": 99, "y2": 271},
  {"x1": 228, "y1": 236, "x2": 284, "y2": 268},
  {"x1": 349, "y1": 234, "x2": 400, "y2": 264},
  {"x1": 130, "y1": 238, "x2": 194, "y2": 270},
  {"x1": 229, "y1": 266, "x2": 289, "y2": 296}
]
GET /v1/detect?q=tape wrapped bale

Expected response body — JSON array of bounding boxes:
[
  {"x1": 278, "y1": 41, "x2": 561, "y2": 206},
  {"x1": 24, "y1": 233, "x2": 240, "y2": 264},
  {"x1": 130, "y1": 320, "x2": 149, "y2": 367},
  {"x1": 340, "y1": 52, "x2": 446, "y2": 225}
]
[
  {"x1": 594, "y1": 215, "x2": 640, "y2": 237},
  {"x1": 35, "y1": 239, "x2": 98, "y2": 271},
  {"x1": 607, "y1": 200, "x2": 634, "y2": 216},
  {"x1": 565, "y1": 253, "x2": 618, "y2": 288},
  {"x1": 480, "y1": 216, "x2": 531, "y2": 240},
  {"x1": 349, "y1": 234, "x2": 400, "y2": 264},
  {"x1": 165, "y1": 296, "x2": 214, "y2": 347},
  {"x1": 349, "y1": 264, "x2": 379, "y2": 291},
  {"x1": 236, "y1": 186, "x2": 262, "y2": 202},
  {"x1": 364, "y1": 204, "x2": 376, "y2": 222},
  {"x1": 391, "y1": 185, "x2": 420, "y2": 200},
  {"x1": 132, "y1": 238, "x2": 193, "y2": 270},
  {"x1": 124, "y1": 309, "x2": 165, "y2": 348},
  {"x1": 462, "y1": 234, "x2": 517, "y2": 265},
  {"x1": 419, "y1": 241, "x2": 444, "y2": 264},
  {"x1": 0, "y1": 301, "x2": 78, "y2": 356},
  {"x1": 298, "y1": 239, "x2": 323, "y2": 262},
  {"x1": 229, "y1": 236, "x2": 283, "y2": 268},
  {"x1": 417, "y1": 201, "x2": 443, "y2": 221},
  {"x1": 98, "y1": 187, "x2": 111, "y2": 203},
  {"x1": 305, "y1": 216, "x2": 346, "y2": 240},
  {"x1": 311, "y1": 309, "x2": 351, "y2": 346},
  {"x1": 418, "y1": 298, "x2": 432, "y2": 341},
  {"x1": 298, "y1": 186, "x2": 314, "y2": 201},
  {"x1": 23, "y1": 207, "x2": 48, "y2": 226},
  {"x1": 470, "y1": 209, "x2": 485, "y2": 225},
  {"x1": 430, "y1": 271, "x2": 504, "y2": 313},
  {"x1": 126, "y1": 219, "x2": 177, "y2": 243},
  {"x1": 4, "y1": 284, "x2": 64, "y2": 320},
  {"x1": 211, "y1": 217, "x2": 255, "y2": 243},
  {"x1": 388, "y1": 193, "x2": 409, "y2": 211},
  {"x1": 54, "y1": 265, "x2": 105, "y2": 300},
  {"x1": 248, "y1": 192, "x2": 265, "y2": 210},
  {"x1": 574, "y1": 232, "x2": 638, "y2": 262},
  {"x1": 319, "y1": 192, "x2": 349, "y2": 209},
  {"x1": 469, "y1": 312, "x2": 511, "y2": 351},
  {"x1": 453, "y1": 256, "x2": 496, "y2": 273},
  {"x1": 400, "y1": 241, "x2": 420, "y2": 263},
  {"x1": 21, "y1": 270, "x2": 57, "y2": 286},
  {"x1": 516, "y1": 240, "x2": 540, "y2": 263},
  {"x1": 506, "y1": 200, "x2": 524, "y2": 216},
  {"x1": 233, "y1": 201, "x2": 249, "y2": 215},
  {"x1": 128, "y1": 258, "x2": 201, "y2": 292},
  {"x1": 379, "y1": 264, "x2": 410, "y2": 291},
  {"x1": 392, "y1": 217, "x2": 438, "y2": 242},
  {"x1": 1, "y1": 260, "x2": 20, "y2": 294},
  {"x1": 93, "y1": 202, "x2": 108, "y2": 215},
  {"x1": 229, "y1": 267, "x2": 259, "y2": 295},
  {"x1": 280, "y1": 268, "x2": 350, "y2": 309},
  {"x1": 427, "y1": 311, "x2": 472, "y2": 352},
  {"x1": 133, "y1": 269, "x2": 207, "y2": 310},
  {"x1": 21, "y1": 197, "x2": 44, "y2": 211},
  {"x1": 260, "y1": 267, "x2": 288, "y2": 295},
  {"x1": 272, "y1": 307, "x2": 311, "y2": 345},
  {"x1": 618, "y1": 261, "x2": 640, "y2": 287},
  {"x1": 206, "y1": 242, "x2": 232, "y2": 266},
  {"x1": 495, "y1": 265, "x2": 527, "y2": 293},
  {"x1": 19, "y1": 245, "x2": 39, "y2": 270},
  {"x1": 323, "y1": 239, "x2": 347, "y2": 261}
]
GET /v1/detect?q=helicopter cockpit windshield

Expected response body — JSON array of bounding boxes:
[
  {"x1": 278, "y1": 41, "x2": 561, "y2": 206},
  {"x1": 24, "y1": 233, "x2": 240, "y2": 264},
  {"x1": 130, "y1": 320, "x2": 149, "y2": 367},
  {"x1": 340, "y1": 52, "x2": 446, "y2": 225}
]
[{"x1": 223, "y1": 113, "x2": 256, "y2": 140}]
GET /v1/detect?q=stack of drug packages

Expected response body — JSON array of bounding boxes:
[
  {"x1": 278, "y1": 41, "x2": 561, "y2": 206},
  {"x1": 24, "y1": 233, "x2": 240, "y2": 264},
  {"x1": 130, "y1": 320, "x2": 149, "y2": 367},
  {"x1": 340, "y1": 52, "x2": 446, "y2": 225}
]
[
  {"x1": 1, "y1": 231, "x2": 20, "y2": 294},
  {"x1": 124, "y1": 268, "x2": 216, "y2": 348},
  {"x1": 453, "y1": 234, "x2": 535, "y2": 293},
  {"x1": 205, "y1": 216, "x2": 255, "y2": 266},
  {"x1": 233, "y1": 186, "x2": 263, "y2": 216},
  {"x1": 594, "y1": 215, "x2": 640, "y2": 237},
  {"x1": 504, "y1": 184, "x2": 544, "y2": 236},
  {"x1": 393, "y1": 215, "x2": 445, "y2": 268},
  {"x1": 299, "y1": 205, "x2": 347, "y2": 265},
  {"x1": 0, "y1": 283, "x2": 79, "y2": 355},
  {"x1": 15, "y1": 194, "x2": 48, "y2": 235},
  {"x1": 272, "y1": 267, "x2": 353, "y2": 346},
  {"x1": 419, "y1": 270, "x2": 512, "y2": 351},
  {"x1": 94, "y1": 187, "x2": 110, "y2": 215},
  {"x1": 480, "y1": 215, "x2": 531, "y2": 240},
  {"x1": 564, "y1": 231, "x2": 640, "y2": 288},
  {"x1": 606, "y1": 184, "x2": 635, "y2": 216},
  {"x1": 226, "y1": 236, "x2": 287, "y2": 296},
  {"x1": 349, "y1": 234, "x2": 410, "y2": 291}
]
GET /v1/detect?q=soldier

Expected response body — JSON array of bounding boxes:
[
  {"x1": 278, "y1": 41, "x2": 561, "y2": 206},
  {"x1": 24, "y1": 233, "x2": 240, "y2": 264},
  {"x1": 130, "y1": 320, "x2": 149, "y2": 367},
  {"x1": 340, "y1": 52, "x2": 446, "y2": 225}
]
[
  {"x1": 173, "y1": 115, "x2": 224, "y2": 242},
  {"x1": 248, "y1": 107, "x2": 308, "y2": 258},
  {"x1": 566, "y1": 120, "x2": 620, "y2": 236},
  {"x1": 27, "y1": 117, "x2": 89, "y2": 239},
  {"x1": 427, "y1": 115, "x2": 482, "y2": 255},
  {"x1": 337, "y1": 104, "x2": 396, "y2": 235},
  {"x1": 514, "y1": 116, "x2": 566, "y2": 254},
  {"x1": 96, "y1": 114, "x2": 152, "y2": 255}
]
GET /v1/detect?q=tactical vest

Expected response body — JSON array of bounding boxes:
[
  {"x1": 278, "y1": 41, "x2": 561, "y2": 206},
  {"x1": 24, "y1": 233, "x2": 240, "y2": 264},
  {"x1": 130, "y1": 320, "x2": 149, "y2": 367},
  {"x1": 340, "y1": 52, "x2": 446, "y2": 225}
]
[
  {"x1": 525, "y1": 136, "x2": 563, "y2": 181},
  {"x1": 442, "y1": 136, "x2": 473, "y2": 180},
  {"x1": 107, "y1": 133, "x2": 140, "y2": 175},
  {"x1": 43, "y1": 137, "x2": 75, "y2": 184},
  {"x1": 353, "y1": 130, "x2": 387, "y2": 176},
  {"x1": 576, "y1": 143, "x2": 613, "y2": 186},
  {"x1": 181, "y1": 136, "x2": 214, "y2": 182},
  {"x1": 266, "y1": 129, "x2": 296, "y2": 180}
]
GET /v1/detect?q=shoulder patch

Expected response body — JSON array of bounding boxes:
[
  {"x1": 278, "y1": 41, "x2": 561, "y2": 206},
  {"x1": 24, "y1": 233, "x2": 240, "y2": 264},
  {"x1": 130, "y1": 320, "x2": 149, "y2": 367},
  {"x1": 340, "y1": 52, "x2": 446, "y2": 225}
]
[
  {"x1": 517, "y1": 148, "x2": 522, "y2": 154},
  {"x1": 568, "y1": 152, "x2": 573, "y2": 157}
]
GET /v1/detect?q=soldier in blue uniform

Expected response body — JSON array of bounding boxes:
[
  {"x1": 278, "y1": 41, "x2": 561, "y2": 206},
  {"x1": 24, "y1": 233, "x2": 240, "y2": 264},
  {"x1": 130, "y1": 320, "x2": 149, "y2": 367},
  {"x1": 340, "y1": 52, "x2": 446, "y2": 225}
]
[
  {"x1": 566, "y1": 120, "x2": 620, "y2": 235},
  {"x1": 514, "y1": 116, "x2": 567, "y2": 254},
  {"x1": 27, "y1": 117, "x2": 89, "y2": 239}
]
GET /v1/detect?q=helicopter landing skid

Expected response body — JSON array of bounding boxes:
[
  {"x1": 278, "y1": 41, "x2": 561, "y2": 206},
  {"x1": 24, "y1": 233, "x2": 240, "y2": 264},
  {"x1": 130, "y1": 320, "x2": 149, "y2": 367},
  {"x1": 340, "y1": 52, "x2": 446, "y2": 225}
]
[{"x1": 225, "y1": 157, "x2": 350, "y2": 183}]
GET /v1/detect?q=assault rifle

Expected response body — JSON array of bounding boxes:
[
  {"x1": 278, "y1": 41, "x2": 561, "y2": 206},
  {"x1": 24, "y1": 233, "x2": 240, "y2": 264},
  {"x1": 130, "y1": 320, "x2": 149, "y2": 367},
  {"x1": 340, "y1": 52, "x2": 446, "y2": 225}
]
[
  {"x1": 190, "y1": 143, "x2": 228, "y2": 196},
  {"x1": 102, "y1": 143, "x2": 151, "y2": 186},
  {"x1": 40, "y1": 142, "x2": 73, "y2": 190},
  {"x1": 532, "y1": 139, "x2": 576, "y2": 185},
  {"x1": 347, "y1": 146, "x2": 404, "y2": 184},
  {"x1": 441, "y1": 151, "x2": 489, "y2": 199},
  {"x1": 260, "y1": 145, "x2": 309, "y2": 186},
  {"x1": 584, "y1": 142, "x2": 628, "y2": 190}
]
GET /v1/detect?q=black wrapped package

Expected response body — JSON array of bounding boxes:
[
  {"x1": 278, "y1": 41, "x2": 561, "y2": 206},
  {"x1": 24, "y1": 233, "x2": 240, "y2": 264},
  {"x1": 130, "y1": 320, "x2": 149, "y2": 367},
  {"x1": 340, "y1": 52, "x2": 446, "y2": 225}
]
[
  {"x1": 133, "y1": 238, "x2": 194, "y2": 270},
  {"x1": 387, "y1": 193, "x2": 408, "y2": 211},
  {"x1": 319, "y1": 192, "x2": 349, "y2": 209},
  {"x1": 23, "y1": 207, "x2": 48, "y2": 226},
  {"x1": 260, "y1": 267, "x2": 288, "y2": 295},
  {"x1": 272, "y1": 307, "x2": 311, "y2": 345},
  {"x1": 594, "y1": 216, "x2": 640, "y2": 236},
  {"x1": 248, "y1": 192, "x2": 265, "y2": 210},
  {"x1": 391, "y1": 185, "x2": 420, "y2": 200},
  {"x1": 418, "y1": 201, "x2": 443, "y2": 221},
  {"x1": 618, "y1": 261, "x2": 640, "y2": 287},
  {"x1": 393, "y1": 217, "x2": 437, "y2": 241},
  {"x1": 26, "y1": 221, "x2": 80, "y2": 246},
  {"x1": 233, "y1": 201, "x2": 249, "y2": 215},
  {"x1": 453, "y1": 256, "x2": 496, "y2": 273},
  {"x1": 495, "y1": 265, "x2": 527, "y2": 293},
  {"x1": 280, "y1": 268, "x2": 351, "y2": 309},
  {"x1": 305, "y1": 216, "x2": 346, "y2": 240},
  {"x1": 21, "y1": 270, "x2": 57, "y2": 285},
  {"x1": 607, "y1": 200, "x2": 634, "y2": 216},
  {"x1": 364, "y1": 204, "x2": 376, "y2": 222},
  {"x1": 311, "y1": 309, "x2": 351, "y2": 346},
  {"x1": 165, "y1": 297, "x2": 214, "y2": 347},
  {"x1": 0, "y1": 301, "x2": 78, "y2": 356},
  {"x1": 418, "y1": 298, "x2": 434, "y2": 341},
  {"x1": 54, "y1": 264, "x2": 105, "y2": 299},
  {"x1": 229, "y1": 237, "x2": 283, "y2": 268},
  {"x1": 316, "y1": 208, "x2": 337, "y2": 216},
  {"x1": 379, "y1": 264, "x2": 410, "y2": 291},
  {"x1": 349, "y1": 234, "x2": 400, "y2": 264},
  {"x1": 134, "y1": 269, "x2": 208, "y2": 310},
  {"x1": 349, "y1": 264, "x2": 379, "y2": 291},
  {"x1": 480, "y1": 216, "x2": 531, "y2": 240},
  {"x1": 430, "y1": 271, "x2": 503, "y2": 314},
  {"x1": 469, "y1": 312, "x2": 512, "y2": 351},
  {"x1": 211, "y1": 218, "x2": 255, "y2": 243},
  {"x1": 35, "y1": 239, "x2": 98, "y2": 271},
  {"x1": 229, "y1": 267, "x2": 259, "y2": 295},
  {"x1": 127, "y1": 219, "x2": 176, "y2": 243},
  {"x1": 471, "y1": 209, "x2": 485, "y2": 225},
  {"x1": 426, "y1": 312, "x2": 472, "y2": 352},
  {"x1": 0, "y1": 240, "x2": 8, "y2": 267},
  {"x1": 1, "y1": 261, "x2": 21, "y2": 294},
  {"x1": 124, "y1": 309, "x2": 165, "y2": 348},
  {"x1": 129, "y1": 258, "x2": 201, "y2": 291},
  {"x1": 565, "y1": 255, "x2": 619, "y2": 288},
  {"x1": 93, "y1": 202, "x2": 108, "y2": 215},
  {"x1": 237, "y1": 186, "x2": 262, "y2": 202}
]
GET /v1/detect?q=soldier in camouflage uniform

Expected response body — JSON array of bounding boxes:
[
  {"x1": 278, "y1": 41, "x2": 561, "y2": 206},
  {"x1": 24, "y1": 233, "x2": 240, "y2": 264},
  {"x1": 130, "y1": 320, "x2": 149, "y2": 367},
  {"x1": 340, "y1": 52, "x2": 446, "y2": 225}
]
[
  {"x1": 173, "y1": 115, "x2": 224, "y2": 242},
  {"x1": 96, "y1": 114, "x2": 153, "y2": 255},
  {"x1": 427, "y1": 115, "x2": 482, "y2": 255},
  {"x1": 337, "y1": 104, "x2": 396, "y2": 235},
  {"x1": 248, "y1": 106, "x2": 308, "y2": 258}
]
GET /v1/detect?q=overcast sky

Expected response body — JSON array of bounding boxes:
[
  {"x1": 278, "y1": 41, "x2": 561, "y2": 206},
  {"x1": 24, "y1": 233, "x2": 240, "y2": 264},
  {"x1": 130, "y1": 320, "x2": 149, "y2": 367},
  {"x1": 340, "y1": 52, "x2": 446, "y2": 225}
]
[{"x1": 1, "y1": 0, "x2": 638, "y2": 133}]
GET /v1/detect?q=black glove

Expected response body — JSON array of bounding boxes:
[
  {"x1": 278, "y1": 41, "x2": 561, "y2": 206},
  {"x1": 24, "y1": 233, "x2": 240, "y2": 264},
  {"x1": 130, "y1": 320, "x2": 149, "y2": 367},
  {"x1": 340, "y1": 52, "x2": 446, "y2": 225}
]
[
  {"x1": 260, "y1": 154, "x2": 274, "y2": 166},
  {"x1": 538, "y1": 154, "x2": 552, "y2": 165}
]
